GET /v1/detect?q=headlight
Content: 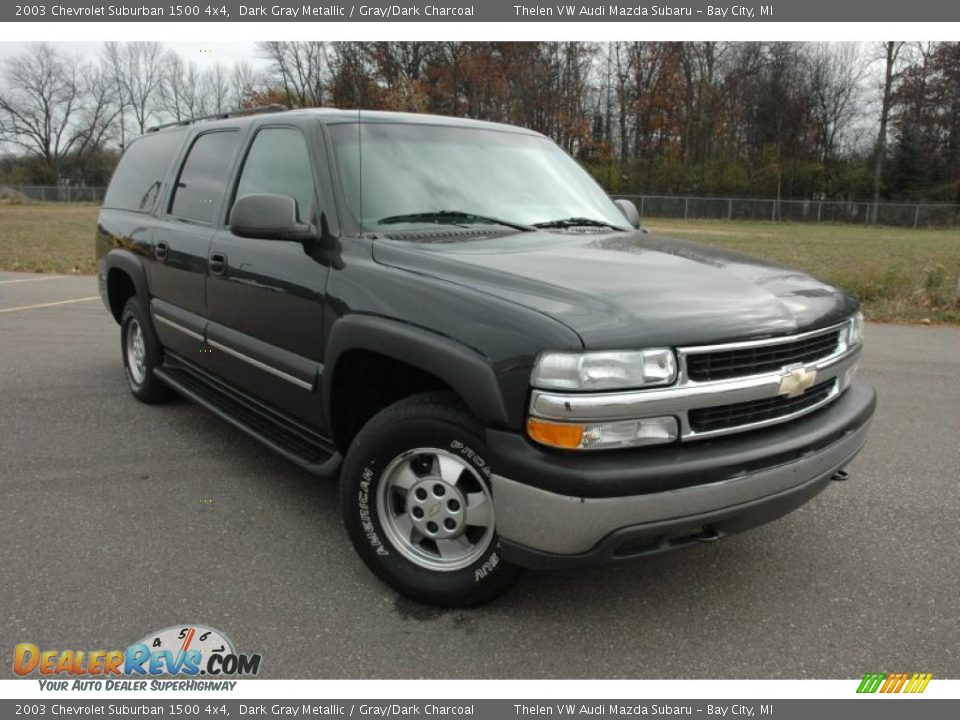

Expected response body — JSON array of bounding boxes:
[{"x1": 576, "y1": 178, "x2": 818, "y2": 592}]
[
  {"x1": 846, "y1": 312, "x2": 865, "y2": 347},
  {"x1": 531, "y1": 349, "x2": 677, "y2": 390}
]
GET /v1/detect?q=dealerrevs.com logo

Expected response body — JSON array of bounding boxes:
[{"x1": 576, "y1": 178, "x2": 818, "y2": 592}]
[{"x1": 14, "y1": 625, "x2": 261, "y2": 690}]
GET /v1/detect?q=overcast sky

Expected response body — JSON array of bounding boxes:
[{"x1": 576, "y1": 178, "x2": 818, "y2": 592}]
[{"x1": 0, "y1": 41, "x2": 267, "y2": 68}]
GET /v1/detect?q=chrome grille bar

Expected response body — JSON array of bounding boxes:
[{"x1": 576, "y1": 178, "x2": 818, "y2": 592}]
[{"x1": 529, "y1": 321, "x2": 859, "y2": 441}]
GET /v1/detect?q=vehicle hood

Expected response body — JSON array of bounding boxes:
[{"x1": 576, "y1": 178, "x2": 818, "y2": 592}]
[{"x1": 371, "y1": 230, "x2": 858, "y2": 349}]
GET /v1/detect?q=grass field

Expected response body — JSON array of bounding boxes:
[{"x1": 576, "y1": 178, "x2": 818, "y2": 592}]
[
  {"x1": 1, "y1": 203, "x2": 958, "y2": 324},
  {"x1": 0, "y1": 203, "x2": 100, "y2": 275},
  {"x1": 646, "y1": 219, "x2": 960, "y2": 325}
]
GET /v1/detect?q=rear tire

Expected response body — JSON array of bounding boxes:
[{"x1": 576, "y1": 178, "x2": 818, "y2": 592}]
[
  {"x1": 120, "y1": 297, "x2": 174, "y2": 404},
  {"x1": 340, "y1": 392, "x2": 523, "y2": 607}
]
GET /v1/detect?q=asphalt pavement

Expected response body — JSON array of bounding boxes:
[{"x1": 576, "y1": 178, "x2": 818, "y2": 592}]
[{"x1": 1, "y1": 270, "x2": 958, "y2": 679}]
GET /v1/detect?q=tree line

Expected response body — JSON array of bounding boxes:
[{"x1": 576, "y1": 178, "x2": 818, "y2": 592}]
[{"x1": 1, "y1": 41, "x2": 957, "y2": 205}]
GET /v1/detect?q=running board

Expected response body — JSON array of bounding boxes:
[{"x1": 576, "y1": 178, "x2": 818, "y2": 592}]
[{"x1": 155, "y1": 354, "x2": 341, "y2": 479}]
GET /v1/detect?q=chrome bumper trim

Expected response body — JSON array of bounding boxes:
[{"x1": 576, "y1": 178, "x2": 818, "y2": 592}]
[
  {"x1": 530, "y1": 341, "x2": 861, "y2": 441},
  {"x1": 491, "y1": 418, "x2": 871, "y2": 556}
]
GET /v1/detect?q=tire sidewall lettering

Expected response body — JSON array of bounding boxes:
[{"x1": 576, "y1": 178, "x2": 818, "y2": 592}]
[
  {"x1": 474, "y1": 549, "x2": 500, "y2": 582},
  {"x1": 449, "y1": 439, "x2": 492, "y2": 479},
  {"x1": 357, "y1": 464, "x2": 389, "y2": 556},
  {"x1": 448, "y1": 439, "x2": 501, "y2": 582}
]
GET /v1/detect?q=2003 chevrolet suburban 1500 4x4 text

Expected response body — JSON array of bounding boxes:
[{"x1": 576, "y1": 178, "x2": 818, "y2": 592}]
[{"x1": 96, "y1": 106, "x2": 876, "y2": 606}]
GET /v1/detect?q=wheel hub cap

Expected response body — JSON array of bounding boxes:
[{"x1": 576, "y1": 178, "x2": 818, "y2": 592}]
[
  {"x1": 406, "y1": 478, "x2": 467, "y2": 540},
  {"x1": 377, "y1": 448, "x2": 495, "y2": 572},
  {"x1": 126, "y1": 319, "x2": 146, "y2": 384}
]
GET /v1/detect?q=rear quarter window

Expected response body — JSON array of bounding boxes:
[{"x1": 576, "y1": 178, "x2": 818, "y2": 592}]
[
  {"x1": 102, "y1": 131, "x2": 185, "y2": 212},
  {"x1": 168, "y1": 130, "x2": 241, "y2": 224}
]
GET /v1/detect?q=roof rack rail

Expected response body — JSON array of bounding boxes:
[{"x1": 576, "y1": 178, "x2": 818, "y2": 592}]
[{"x1": 146, "y1": 104, "x2": 289, "y2": 133}]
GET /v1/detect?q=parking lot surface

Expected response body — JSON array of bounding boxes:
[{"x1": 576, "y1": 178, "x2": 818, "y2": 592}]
[{"x1": 1, "y1": 270, "x2": 958, "y2": 678}]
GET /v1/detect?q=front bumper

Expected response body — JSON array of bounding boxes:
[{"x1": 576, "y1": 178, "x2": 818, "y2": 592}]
[{"x1": 487, "y1": 380, "x2": 875, "y2": 568}]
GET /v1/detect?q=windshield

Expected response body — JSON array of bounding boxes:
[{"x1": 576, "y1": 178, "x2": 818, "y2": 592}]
[{"x1": 327, "y1": 122, "x2": 629, "y2": 233}]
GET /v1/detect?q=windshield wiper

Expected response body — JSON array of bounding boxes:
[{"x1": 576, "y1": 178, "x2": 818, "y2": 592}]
[
  {"x1": 532, "y1": 217, "x2": 626, "y2": 231},
  {"x1": 376, "y1": 210, "x2": 534, "y2": 232}
]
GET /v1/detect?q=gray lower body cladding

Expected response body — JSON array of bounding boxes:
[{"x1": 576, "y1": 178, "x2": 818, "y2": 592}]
[{"x1": 486, "y1": 381, "x2": 876, "y2": 568}]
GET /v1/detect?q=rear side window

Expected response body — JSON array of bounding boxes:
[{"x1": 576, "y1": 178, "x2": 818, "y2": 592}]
[
  {"x1": 234, "y1": 127, "x2": 315, "y2": 223},
  {"x1": 102, "y1": 131, "x2": 184, "y2": 212},
  {"x1": 169, "y1": 130, "x2": 240, "y2": 224}
]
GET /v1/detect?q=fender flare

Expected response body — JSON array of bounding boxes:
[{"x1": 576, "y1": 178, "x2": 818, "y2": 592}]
[
  {"x1": 103, "y1": 248, "x2": 150, "y2": 319},
  {"x1": 322, "y1": 314, "x2": 511, "y2": 430}
]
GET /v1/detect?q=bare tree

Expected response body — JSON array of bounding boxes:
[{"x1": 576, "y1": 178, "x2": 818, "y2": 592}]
[
  {"x1": 230, "y1": 60, "x2": 264, "y2": 108},
  {"x1": 871, "y1": 41, "x2": 906, "y2": 215},
  {"x1": 203, "y1": 63, "x2": 232, "y2": 114},
  {"x1": 808, "y1": 43, "x2": 869, "y2": 161},
  {"x1": 158, "y1": 50, "x2": 188, "y2": 122},
  {"x1": 159, "y1": 52, "x2": 225, "y2": 122},
  {"x1": 183, "y1": 62, "x2": 207, "y2": 118},
  {"x1": 0, "y1": 43, "x2": 115, "y2": 181},
  {"x1": 257, "y1": 41, "x2": 329, "y2": 107},
  {"x1": 806, "y1": 43, "x2": 871, "y2": 197},
  {"x1": 73, "y1": 63, "x2": 121, "y2": 161},
  {"x1": 105, "y1": 41, "x2": 164, "y2": 135},
  {"x1": 101, "y1": 42, "x2": 127, "y2": 147}
]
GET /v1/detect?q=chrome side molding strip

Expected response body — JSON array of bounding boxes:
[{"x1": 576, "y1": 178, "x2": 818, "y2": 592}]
[
  {"x1": 152, "y1": 309, "x2": 314, "y2": 392},
  {"x1": 153, "y1": 313, "x2": 204, "y2": 342},
  {"x1": 206, "y1": 339, "x2": 315, "y2": 391}
]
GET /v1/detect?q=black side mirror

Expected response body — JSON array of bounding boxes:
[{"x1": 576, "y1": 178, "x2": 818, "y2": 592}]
[
  {"x1": 614, "y1": 198, "x2": 641, "y2": 230},
  {"x1": 230, "y1": 194, "x2": 315, "y2": 242}
]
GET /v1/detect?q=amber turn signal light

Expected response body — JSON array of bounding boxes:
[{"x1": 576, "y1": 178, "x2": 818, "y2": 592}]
[{"x1": 526, "y1": 417, "x2": 586, "y2": 449}]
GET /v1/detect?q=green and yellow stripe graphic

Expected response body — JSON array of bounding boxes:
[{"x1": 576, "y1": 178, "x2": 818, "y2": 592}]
[{"x1": 857, "y1": 672, "x2": 933, "y2": 694}]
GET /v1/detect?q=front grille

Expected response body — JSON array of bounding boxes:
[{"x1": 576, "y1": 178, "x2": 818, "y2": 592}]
[
  {"x1": 689, "y1": 379, "x2": 837, "y2": 433},
  {"x1": 685, "y1": 329, "x2": 841, "y2": 382}
]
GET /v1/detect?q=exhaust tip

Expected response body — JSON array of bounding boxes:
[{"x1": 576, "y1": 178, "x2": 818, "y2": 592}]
[{"x1": 831, "y1": 469, "x2": 850, "y2": 482}]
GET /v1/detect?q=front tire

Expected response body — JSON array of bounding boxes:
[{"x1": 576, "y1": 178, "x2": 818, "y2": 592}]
[
  {"x1": 340, "y1": 392, "x2": 523, "y2": 607},
  {"x1": 120, "y1": 297, "x2": 173, "y2": 404}
]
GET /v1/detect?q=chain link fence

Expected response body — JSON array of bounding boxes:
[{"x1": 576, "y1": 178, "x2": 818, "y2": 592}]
[
  {"x1": 1, "y1": 184, "x2": 106, "y2": 203},
  {"x1": 612, "y1": 194, "x2": 960, "y2": 229},
  {"x1": 3, "y1": 185, "x2": 959, "y2": 228}
]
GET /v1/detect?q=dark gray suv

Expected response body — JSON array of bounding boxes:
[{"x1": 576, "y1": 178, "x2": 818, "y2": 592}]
[{"x1": 96, "y1": 106, "x2": 876, "y2": 605}]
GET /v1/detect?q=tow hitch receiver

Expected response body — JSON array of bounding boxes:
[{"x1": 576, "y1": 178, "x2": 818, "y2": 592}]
[{"x1": 693, "y1": 526, "x2": 720, "y2": 543}]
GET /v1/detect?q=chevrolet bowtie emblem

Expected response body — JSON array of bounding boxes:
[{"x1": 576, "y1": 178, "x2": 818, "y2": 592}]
[{"x1": 779, "y1": 365, "x2": 818, "y2": 398}]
